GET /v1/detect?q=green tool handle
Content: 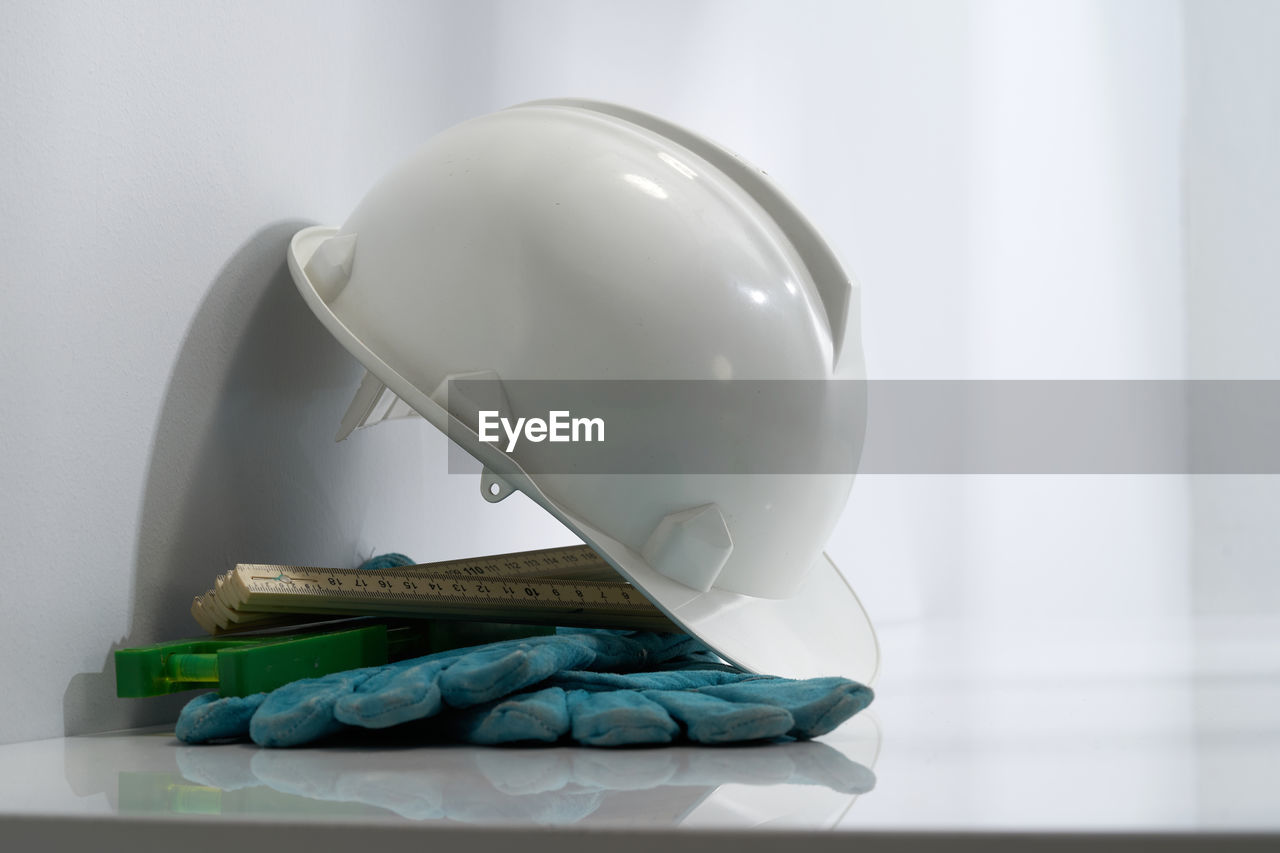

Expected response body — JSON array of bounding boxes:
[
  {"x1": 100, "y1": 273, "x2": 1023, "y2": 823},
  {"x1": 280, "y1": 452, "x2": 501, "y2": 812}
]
[
  {"x1": 164, "y1": 654, "x2": 220, "y2": 684},
  {"x1": 117, "y1": 621, "x2": 556, "y2": 698}
]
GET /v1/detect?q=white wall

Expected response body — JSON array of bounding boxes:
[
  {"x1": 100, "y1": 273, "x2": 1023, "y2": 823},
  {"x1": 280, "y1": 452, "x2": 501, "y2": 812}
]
[
  {"x1": 0, "y1": 0, "x2": 577, "y2": 744},
  {"x1": 1183, "y1": 0, "x2": 1280, "y2": 616},
  {"x1": 447, "y1": 0, "x2": 1191, "y2": 658},
  {"x1": 0, "y1": 0, "x2": 1250, "y2": 743}
]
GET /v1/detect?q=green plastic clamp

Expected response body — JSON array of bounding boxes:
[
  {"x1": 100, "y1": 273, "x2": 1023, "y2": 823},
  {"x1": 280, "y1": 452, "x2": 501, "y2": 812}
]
[
  {"x1": 115, "y1": 620, "x2": 555, "y2": 698},
  {"x1": 115, "y1": 624, "x2": 398, "y2": 698}
]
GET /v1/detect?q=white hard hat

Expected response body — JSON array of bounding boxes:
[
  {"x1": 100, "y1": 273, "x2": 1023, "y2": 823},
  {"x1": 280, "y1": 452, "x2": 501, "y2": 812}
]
[{"x1": 287, "y1": 99, "x2": 878, "y2": 683}]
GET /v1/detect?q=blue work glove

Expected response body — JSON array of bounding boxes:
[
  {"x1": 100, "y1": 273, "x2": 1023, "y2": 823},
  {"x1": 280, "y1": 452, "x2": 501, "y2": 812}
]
[
  {"x1": 448, "y1": 669, "x2": 873, "y2": 747},
  {"x1": 176, "y1": 629, "x2": 711, "y2": 746}
]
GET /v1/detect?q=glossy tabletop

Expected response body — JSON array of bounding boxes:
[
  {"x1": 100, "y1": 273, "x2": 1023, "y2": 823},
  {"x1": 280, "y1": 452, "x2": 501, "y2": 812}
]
[{"x1": 1, "y1": 615, "x2": 1276, "y2": 850}]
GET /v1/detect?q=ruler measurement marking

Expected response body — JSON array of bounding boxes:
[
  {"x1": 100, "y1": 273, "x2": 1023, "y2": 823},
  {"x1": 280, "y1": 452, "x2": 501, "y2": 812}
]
[
  {"x1": 198, "y1": 543, "x2": 677, "y2": 634},
  {"x1": 236, "y1": 577, "x2": 651, "y2": 609}
]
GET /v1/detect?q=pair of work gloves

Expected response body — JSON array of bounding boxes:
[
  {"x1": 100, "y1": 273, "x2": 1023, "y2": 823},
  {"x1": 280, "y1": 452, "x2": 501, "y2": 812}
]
[
  {"x1": 177, "y1": 628, "x2": 873, "y2": 747},
  {"x1": 177, "y1": 557, "x2": 873, "y2": 748}
]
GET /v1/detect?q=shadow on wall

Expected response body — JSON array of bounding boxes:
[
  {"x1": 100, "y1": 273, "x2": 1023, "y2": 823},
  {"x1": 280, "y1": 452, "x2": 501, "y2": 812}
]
[{"x1": 63, "y1": 222, "x2": 424, "y2": 734}]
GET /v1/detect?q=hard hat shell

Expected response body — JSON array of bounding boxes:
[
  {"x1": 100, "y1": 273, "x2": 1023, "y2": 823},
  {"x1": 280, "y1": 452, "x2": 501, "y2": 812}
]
[{"x1": 288, "y1": 99, "x2": 878, "y2": 682}]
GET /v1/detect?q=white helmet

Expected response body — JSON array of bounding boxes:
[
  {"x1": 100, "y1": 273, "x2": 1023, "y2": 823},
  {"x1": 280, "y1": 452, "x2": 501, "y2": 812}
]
[{"x1": 287, "y1": 99, "x2": 878, "y2": 682}]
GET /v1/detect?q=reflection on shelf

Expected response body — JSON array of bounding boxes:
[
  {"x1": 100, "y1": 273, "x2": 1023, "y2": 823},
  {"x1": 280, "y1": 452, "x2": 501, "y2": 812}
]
[{"x1": 73, "y1": 714, "x2": 879, "y2": 828}]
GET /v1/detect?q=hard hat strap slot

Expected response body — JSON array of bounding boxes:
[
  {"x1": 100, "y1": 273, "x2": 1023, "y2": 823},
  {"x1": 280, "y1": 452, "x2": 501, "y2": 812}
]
[{"x1": 335, "y1": 370, "x2": 421, "y2": 442}]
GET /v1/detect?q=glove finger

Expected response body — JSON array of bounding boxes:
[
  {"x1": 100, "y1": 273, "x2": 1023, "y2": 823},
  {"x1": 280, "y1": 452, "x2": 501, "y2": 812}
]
[
  {"x1": 448, "y1": 686, "x2": 571, "y2": 745},
  {"x1": 347, "y1": 661, "x2": 416, "y2": 697},
  {"x1": 638, "y1": 633, "x2": 722, "y2": 667},
  {"x1": 699, "y1": 677, "x2": 874, "y2": 739},
  {"x1": 333, "y1": 658, "x2": 450, "y2": 729},
  {"x1": 358, "y1": 553, "x2": 413, "y2": 570},
  {"x1": 175, "y1": 692, "x2": 265, "y2": 744},
  {"x1": 438, "y1": 630, "x2": 678, "y2": 708},
  {"x1": 249, "y1": 669, "x2": 374, "y2": 747},
  {"x1": 566, "y1": 689, "x2": 679, "y2": 747},
  {"x1": 339, "y1": 632, "x2": 600, "y2": 719},
  {"x1": 553, "y1": 668, "x2": 752, "y2": 692},
  {"x1": 643, "y1": 689, "x2": 794, "y2": 744},
  {"x1": 437, "y1": 640, "x2": 594, "y2": 708},
  {"x1": 559, "y1": 630, "x2": 701, "y2": 670},
  {"x1": 340, "y1": 630, "x2": 590, "y2": 724},
  {"x1": 340, "y1": 639, "x2": 491, "y2": 700}
]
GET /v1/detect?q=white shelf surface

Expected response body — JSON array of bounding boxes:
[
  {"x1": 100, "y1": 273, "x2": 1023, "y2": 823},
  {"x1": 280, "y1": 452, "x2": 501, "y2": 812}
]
[{"x1": 1, "y1": 615, "x2": 1276, "y2": 850}]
